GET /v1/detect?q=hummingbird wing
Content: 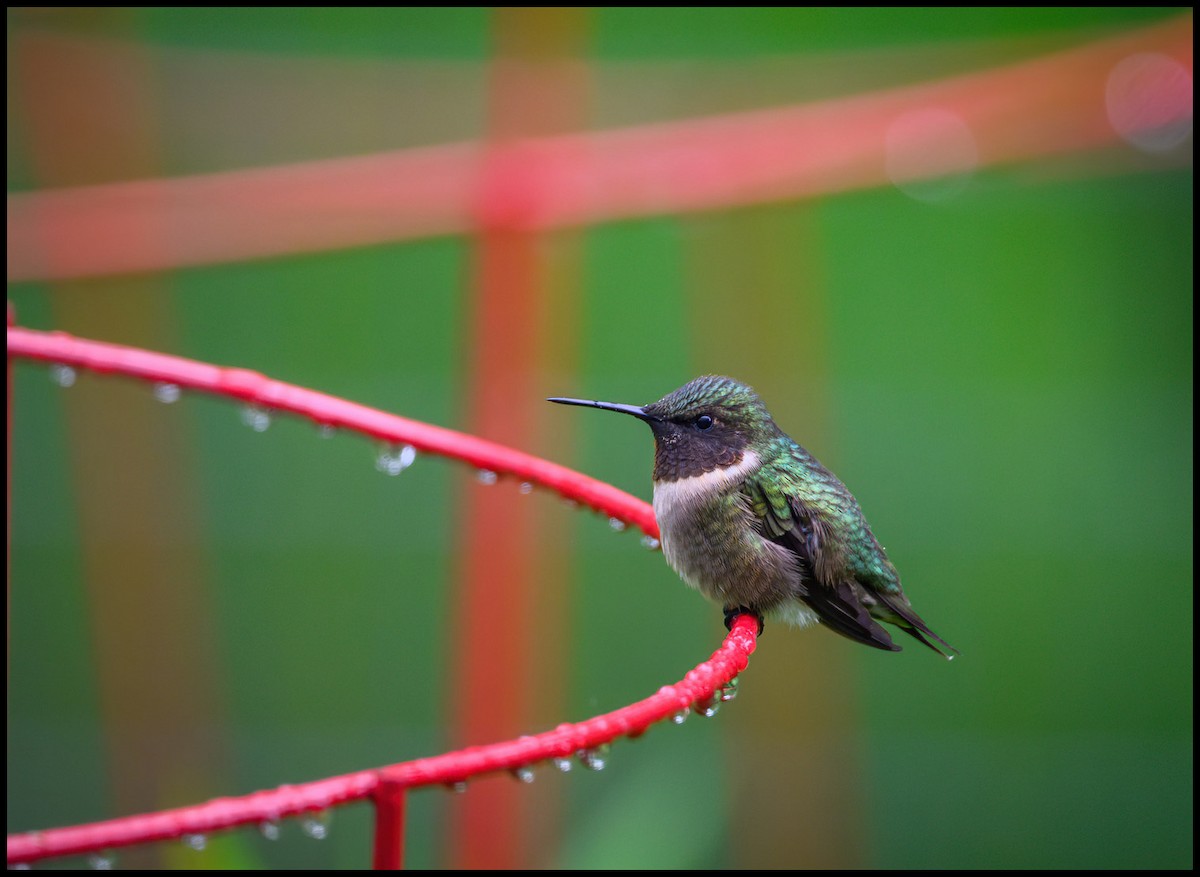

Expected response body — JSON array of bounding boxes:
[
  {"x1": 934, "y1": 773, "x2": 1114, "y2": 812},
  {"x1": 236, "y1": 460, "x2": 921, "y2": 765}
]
[{"x1": 743, "y1": 478, "x2": 901, "y2": 652}]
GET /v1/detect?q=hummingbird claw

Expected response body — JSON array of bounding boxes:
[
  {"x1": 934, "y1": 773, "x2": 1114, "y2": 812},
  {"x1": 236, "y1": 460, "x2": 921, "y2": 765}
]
[{"x1": 724, "y1": 606, "x2": 764, "y2": 637}]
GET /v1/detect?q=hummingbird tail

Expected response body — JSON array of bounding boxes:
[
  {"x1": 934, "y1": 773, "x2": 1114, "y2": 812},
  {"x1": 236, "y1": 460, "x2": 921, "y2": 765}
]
[
  {"x1": 804, "y1": 581, "x2": 903, "y2": 653},
  {"x1": 872, "y1": 592, "x2": 959, "y2": 660}
]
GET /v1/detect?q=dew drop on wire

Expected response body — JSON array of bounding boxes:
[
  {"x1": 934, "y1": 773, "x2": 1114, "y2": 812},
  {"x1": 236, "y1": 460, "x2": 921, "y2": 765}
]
[
  {"x1": 50, "y1": 364, "x2": 77, "y2": 387},
  {"x1": 259, "y1": 819, "x2": 281, "y2": 841},
  {"x1": 671, "y1": 709, "x2": 689, "y2": 725},
  {"x1": 694, "y1": 698, "x2": 720, "y2": 718},
  {"x1": 241, "y1": 405, "x2": 271, "y2": 432},
  {"x1": 317, "y1": 423, "x2": 337, "y2": 439},
  {"x1": 578, "y1": 746, "x2": 609, "y2": 771},
  {"x1": 641, "y1": 535, "x2": 660, "y2": 550},
  {"x1": 608, "y1": 517, "x2": 626, "y2": 532},
  {"x1": 720, "y1": 676, "x2": 740, "y2": 702},
  {"x1": 476, "y1": 469, "x2": 498, "y2": 486},
  {"x1": 511, "y1": 766, "x2": 535, "y2": 784},
  {"x1": 447, "y1": 780, "x2": 468, "y2": 793},
  {"x1": 153, "y1": 382, "x2": 181, "y2": 404},
  {"x1": 182, "y1": 833, "x2": 207, "y2": 851},
  {"x1": 553, "y1": 756, "x2": 573, "y2": 772},
  {"x1": 376, "y1": 444, "x2": 417, "y2": 476},
  {"x1": 518, "y1": 481, "x2": 534, "y2": 494},
  {"x1": 87, "y1": 852, "x2": 115, "y2": 870},
  {"x1": 301, "y1": 812, "x2": 329, "y2": 840}
]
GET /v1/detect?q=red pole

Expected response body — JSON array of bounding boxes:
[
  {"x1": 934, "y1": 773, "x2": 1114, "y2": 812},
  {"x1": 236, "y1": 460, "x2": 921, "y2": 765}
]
[
  {"x1": 449, "y1": 8, "x2": 591, "y2": 869},
  {"x1": 371, "y1": 778, "x2": 407, "y2": 870},
  {"x1": 7, "y1": 303, "x2": 14, "y2": 676}
]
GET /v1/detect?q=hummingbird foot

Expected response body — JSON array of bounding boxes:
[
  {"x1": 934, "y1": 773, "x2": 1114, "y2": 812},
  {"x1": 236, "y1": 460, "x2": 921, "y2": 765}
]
[{"x1": 723, "y1": 605, "x2": 764, "y2": 637}]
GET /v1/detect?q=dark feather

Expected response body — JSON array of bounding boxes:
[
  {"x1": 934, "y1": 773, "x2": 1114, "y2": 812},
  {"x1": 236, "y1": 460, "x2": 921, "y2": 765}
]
[
  {"x1": 804, "y1": 579, "x2": 902, "y2": 652},
  {"x1": 745, "y1": 486, "x2": 902, "y2": 652},
  {"x1": 870, "y1": 590, "x2": 959, "y2": 659},
  {"x1": 774, "y1": 492, "x2": 956, "y2": 659}
]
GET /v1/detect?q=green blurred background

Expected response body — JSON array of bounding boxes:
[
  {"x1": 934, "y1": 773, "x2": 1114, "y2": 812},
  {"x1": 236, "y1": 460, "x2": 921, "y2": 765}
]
[{"x1": 7, "y1": 7, "x2": 1192, "y2": 870}]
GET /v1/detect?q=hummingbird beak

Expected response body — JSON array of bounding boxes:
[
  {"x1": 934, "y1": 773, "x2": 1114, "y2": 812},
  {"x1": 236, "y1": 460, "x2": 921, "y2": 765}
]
[{"x1": 547, "y1": 396, "x2": 654, "y2": 422}]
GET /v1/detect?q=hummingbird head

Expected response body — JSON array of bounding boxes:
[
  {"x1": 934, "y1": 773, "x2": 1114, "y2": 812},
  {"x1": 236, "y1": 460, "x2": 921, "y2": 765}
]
[{"x1": 549, "y1": 375, "x2": 781, "y2": 481}]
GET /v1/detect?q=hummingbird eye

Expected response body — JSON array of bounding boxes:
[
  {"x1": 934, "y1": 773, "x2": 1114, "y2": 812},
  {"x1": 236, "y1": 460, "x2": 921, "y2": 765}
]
[{"x1": 695, "y1": 414, "x2": 714, "y2": 431}]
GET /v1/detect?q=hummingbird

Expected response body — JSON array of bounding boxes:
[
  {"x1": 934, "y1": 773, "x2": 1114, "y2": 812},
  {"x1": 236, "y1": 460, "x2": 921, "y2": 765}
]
[{"x1": 549, "y1": 376, "x2": 956, "y2": 658}]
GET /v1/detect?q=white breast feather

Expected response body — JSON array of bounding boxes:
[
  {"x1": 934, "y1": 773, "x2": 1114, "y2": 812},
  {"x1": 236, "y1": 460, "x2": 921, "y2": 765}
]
[{"x1": 652, "y1": 450, "x2": 761, "y2": 579}]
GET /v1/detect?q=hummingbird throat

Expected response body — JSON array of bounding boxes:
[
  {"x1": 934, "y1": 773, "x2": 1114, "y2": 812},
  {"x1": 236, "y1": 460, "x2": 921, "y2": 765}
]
[{"x1": 650, "y1": 432, "x2": 749, "y2": 482}]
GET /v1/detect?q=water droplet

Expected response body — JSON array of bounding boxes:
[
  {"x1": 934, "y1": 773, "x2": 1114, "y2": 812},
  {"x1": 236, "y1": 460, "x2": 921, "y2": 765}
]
[
  {"x1": 182, "y1": 833, "x2": 207, "y2": 851},
  {"x1": 641, "y1": 535, "x2": 660, "y2": 550},
  {"x1": 694, "y1": 698, "x2": 720, "y2": 718},
  {"x1": 719, "y1": 676, "x2": 740, "y2": 702},
  {"x1": 153, "y1": 382, "x2": 181, "y2": 404},
  {"x1": 50, "y1": 364, "x2": 77, "y2": 387},
  {"x1": 518, "y1": 481, "x2": 534, "y2": 495},
  {"x1": 476, "y1": 469, "x2": 498, "y2": 486},
  {"x1": 301, "y1": 812, "x2": 329, "y2": 840},
  {"x1": 376, "y1": 444, "x2": 417, "y2": 476},
  {"x1": 447, "y1": 780, "x2": 468, "y2": 794},
  {"x1": 608, "y1": 517, "x2": 626, "y2": 532},
  {"x1": 10, "y1": 863, "x2": 32, "y2": 870},
  {"x1": 259, "y1": 819, "x2": 281, "y2": 841},
  {"x1": 561, "y1": 497, "x2": 579, "y2": 509},
  {"x1": 511, "y1": 766, "x2": 535, "y2": 783},
  {"x1": 578, "y1": 745, "x2": 609, "y2": 771},
  {"x1": 553, "y1": 756, "x2": 573, "y2": 772},
  {"x1": 87, "y1": 852, "x2": 115, "y2": 870},
  {"x1": 317, "y1": 423, "x2": 336, "y2": 439},
  {"x1": 670, "y1": 709, "x2": 689, "y2": 725},
  {"x1": 240, "y1": 405, "x2": 271, "y2": 432}
]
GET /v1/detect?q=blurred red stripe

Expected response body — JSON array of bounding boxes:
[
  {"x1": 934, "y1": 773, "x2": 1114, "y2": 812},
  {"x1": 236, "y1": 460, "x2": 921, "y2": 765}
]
[{"x1": 7, "y1": 14, "x2": 1190, "y2": 282}]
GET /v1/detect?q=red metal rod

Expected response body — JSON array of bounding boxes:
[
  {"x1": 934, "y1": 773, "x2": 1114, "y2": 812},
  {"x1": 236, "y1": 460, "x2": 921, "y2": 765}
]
[
  {"x1": 6, "y1": 326, "x2": 759, "y2": 866},
  {"x1": 7, "y1": 306, "x2": 14, "y2": 674},
  {"x1": 5, "y1": 326, "x2": 658, "y2": 538},
  {"x1": 370, "y1": 779, "x2": 407, "y2": 870},
  {"x1": 376, "y1": 613, "x2": 759, "y2": 789},
  {"x1": 7, "y1": 616, "x2": 758, "y2": 864},
  {"x1": 6, "y1": 772, "x2": 380, "y2": 864}
]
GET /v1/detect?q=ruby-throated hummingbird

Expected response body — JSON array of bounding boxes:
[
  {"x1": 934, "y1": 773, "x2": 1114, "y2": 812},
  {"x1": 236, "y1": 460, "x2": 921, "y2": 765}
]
[{"x1": 549, "y1": 376, "x2": 956, "y2": 658}]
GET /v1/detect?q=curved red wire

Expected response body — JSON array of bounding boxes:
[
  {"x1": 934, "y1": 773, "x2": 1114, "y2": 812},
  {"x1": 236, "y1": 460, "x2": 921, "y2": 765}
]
[
  {"x1": 6, "y1": 326, "x2": 759, "y2": 866},
  {"x1": 7, "y1": 616, "x2": 757, "y2": 864},
  {"x1": 6, "y1": 326, "x2": 657, "y2": 537}
]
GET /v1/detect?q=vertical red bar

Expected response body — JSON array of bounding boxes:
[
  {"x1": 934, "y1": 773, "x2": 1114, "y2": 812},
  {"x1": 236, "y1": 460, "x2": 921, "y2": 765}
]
[
  {"x1": 448, "y1": 9, "x2": 590, "y2": 869},
  {"x1": 371, "y1": 779, "x2": 407, "y2": 870},
  {"x1": 7, "y1": 304, "x2": 14, "y2": 671},
  {"x1": 450, "y1": 225, "x2": 539, "y2": 870}
]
